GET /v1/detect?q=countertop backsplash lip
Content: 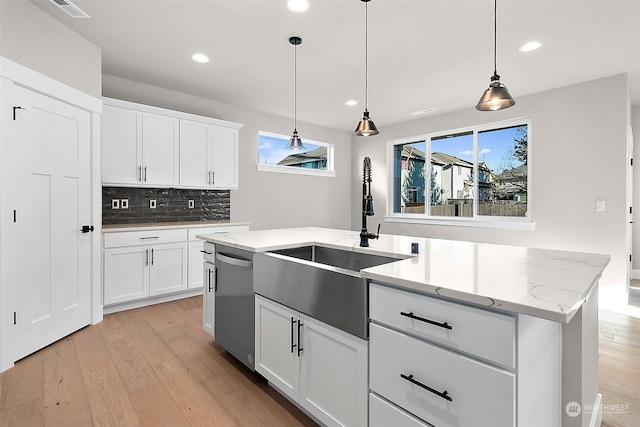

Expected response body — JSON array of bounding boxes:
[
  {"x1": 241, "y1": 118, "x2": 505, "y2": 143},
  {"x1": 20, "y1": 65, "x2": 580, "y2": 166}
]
[
  {"x1": 102, "y1": 186, "x2": 230, "y2": 225},
  {"x1": 102, "y1": 220, "x2": 251, "y2": 233}
]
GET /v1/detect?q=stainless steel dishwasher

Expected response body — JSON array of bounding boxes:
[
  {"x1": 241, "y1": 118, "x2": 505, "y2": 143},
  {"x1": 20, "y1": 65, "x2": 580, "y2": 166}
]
[{"x1": 214, "y1": 246, "x2": 255, "y2": 371}]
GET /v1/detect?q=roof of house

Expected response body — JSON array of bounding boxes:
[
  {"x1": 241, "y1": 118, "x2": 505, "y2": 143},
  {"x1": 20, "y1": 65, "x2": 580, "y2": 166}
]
[{"x1": 278, "y1": 146, "x2": 327, "y2": 167}]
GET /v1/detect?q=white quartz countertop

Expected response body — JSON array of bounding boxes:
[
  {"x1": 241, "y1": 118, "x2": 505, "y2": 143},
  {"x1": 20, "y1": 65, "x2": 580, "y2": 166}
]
[
  {"x1": 197, "y1": 227, "x2": 610, "y2": 323},
  {"x1": 102, "y1": 221, "x2": 251, "y2": 233}
]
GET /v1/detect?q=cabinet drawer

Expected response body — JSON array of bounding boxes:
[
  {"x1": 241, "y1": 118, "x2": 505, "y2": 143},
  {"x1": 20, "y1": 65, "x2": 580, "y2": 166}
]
[
  {"x1": 370, "y1": 324, "x2": 515, "y2": 427},
  {"x1": 370, "y1": 283, "x2": 515, "y2": 368},
  {"x1": 201, "y1": 242, "x2": 215, "y2": 263},
  {"x1": 370, "y1": 393, "x2": 430, "y2": 427},
  {"x1": 103, "y1": 229, "x2": 187, "y2": 248}
]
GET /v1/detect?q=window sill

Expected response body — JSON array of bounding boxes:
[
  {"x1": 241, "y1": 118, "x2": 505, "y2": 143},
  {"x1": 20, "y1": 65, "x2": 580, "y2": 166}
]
[
  {"x1": 257, "y1": 164, "x2": 336, "y2": 178},
  {"x1": 384, "y1": 215, "x2": 535, "y2": 230}
]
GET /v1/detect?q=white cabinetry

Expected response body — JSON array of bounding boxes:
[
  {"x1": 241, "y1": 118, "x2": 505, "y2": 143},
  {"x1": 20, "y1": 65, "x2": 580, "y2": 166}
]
[
  {"x1": 103, "y1": 229, "x2": 187, "y2": 306},
  {"x1": 203, "y1": 260, "x2": 215, "y2": 336},
  {"x1": 179, "y1": 120, "x2": 238, "y2": 189},
  {"x1": 369, "y1": 282, "x2": 561, "y2": 427},
  {"x1": 255, "y1": 294, "x2": 368, "y2": 427},
  {"x1": 101, "y1": 105, "x2": 179, "y2": 187},
  {"x1": 101, "y1": 98, "x2": 242, "y2": 189}
]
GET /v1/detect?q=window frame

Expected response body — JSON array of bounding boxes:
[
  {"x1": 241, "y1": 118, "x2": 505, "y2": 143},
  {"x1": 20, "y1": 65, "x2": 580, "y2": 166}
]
[
  {"x1": 385, "y1": 117, "x2": 534, "y2": 230},
  {"x1": 257, "y1": 131, "x2": 336, "y2": 177}
]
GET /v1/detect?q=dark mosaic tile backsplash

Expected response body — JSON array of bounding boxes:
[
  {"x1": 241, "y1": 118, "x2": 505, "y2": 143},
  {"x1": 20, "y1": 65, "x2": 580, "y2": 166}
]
[{"x1": 102, "y1": 187, "x2": 230, "y2": 225}]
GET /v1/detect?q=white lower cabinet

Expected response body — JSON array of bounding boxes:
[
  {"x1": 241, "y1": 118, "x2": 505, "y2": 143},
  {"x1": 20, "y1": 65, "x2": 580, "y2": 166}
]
[
  {"x1": 203, "y1": 261, "x2": 215, "y2": 336},
  {"x1": 104, "y1": 241, "x2": 187, "y2": 305},
  {"x1": 255, "y1": 294, "x2": 368, "y2": 427},
  {"x1": 369, "y1": 393, "x2": 430, "y2": 427}
]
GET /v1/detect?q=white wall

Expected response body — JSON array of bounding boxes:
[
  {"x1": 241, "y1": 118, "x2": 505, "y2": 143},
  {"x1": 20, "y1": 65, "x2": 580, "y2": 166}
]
[
  {"x1": 351, "y1": 75, "x2": 629, "y2": 288},
  {"x1": 0, "y1": 0, "x2": 101, "y2": 98},
  {"x1": 102, "y1": 75, "x2": 352, "y2": 231}
]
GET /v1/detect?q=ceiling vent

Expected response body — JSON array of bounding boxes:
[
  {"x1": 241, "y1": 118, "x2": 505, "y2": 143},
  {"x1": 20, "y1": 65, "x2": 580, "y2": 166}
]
[{"x1": 49, "y1": 0, "x2": 90, "y2": 18}]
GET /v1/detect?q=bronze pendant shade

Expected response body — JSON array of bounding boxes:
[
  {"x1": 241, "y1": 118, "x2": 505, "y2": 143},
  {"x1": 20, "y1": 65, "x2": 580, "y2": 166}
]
[
  {"x1": 287, "y1": 36, "x2": 305, "y2": 149},
  {"x1": 475, "y1": 0, "x2": 515, "y2": 111},
  {"x1": 354, "y1": 0, "x2": 379, "y2": 136}
]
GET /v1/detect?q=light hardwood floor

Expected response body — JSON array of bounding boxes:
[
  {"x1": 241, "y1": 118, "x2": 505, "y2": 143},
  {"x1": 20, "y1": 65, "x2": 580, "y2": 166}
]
[{"x1": 0, "y1": 297, "x2": 638, "y2": 426}]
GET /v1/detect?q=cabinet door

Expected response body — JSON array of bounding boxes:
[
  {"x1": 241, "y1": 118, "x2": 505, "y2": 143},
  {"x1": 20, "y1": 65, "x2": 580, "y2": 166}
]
[
  {"x1": 300, "y1": 314, "x2": 368, "y2": 427},
  {"x1": 101, "y1": 106, "x2": 143, "y2": 184},
  {"x1": 255, "y1": 295, "x2": 300, "y2": 401},
  {"x1": 203, "y1": 261, "x2": 215, "y2": 336},
  {"x1": 104, "y1": 246, "x2": 149, "y2": 305},
  {"x1": 210, "y1": 126, "x2": 238, "y2": 189},
  {"x1": 188, "y1": 240, "x2": 205, "y2": 290},
  {"x1": 142, "y1": 112, "x2": 179, "y2": 186},
  {"x1": 149, "y1": 242, "x2": 187, "y2": 296},
  {"x1": 179, "y1": 119, "x2": 211, "y2": 187}
]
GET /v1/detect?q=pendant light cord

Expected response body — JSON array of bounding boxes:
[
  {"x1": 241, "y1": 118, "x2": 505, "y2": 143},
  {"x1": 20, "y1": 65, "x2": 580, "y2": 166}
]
[
  {"x1": 493, "y1": 0, "x2": 497, "y2": 76},
  {"x1": 294, "y1": 42, "x2": 297, "y2": 130},
  {"x1": 364, "y1": 0, "x2": 369, "y2": 111}
]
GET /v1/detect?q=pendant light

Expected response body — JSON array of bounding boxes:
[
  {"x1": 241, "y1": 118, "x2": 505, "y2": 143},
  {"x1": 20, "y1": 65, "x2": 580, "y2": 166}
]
[
  {"x1": 475, "y1": 0, "x2": 515, "y2": 111},
  {"x1": 287, "y1": 36, "x2": 305, "y2": 149},
  {"x1": 354, "y1": 0, "x2": 379, "y2": 137}
]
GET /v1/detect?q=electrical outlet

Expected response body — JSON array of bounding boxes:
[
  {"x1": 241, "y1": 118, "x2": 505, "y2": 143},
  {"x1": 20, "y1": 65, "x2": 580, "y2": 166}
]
[
  {"x1": 121, "y1": 199, "x2": 129, "y2": 209},
  {"x1": 150, "y1": 199, "x2": 156, "y2": 209},
  {"x1": 111, "y1": 199, "x2": 120, "y2": 209},
  {"x1": 188, "y1": 200, "x2": 194, "y2": 209}
]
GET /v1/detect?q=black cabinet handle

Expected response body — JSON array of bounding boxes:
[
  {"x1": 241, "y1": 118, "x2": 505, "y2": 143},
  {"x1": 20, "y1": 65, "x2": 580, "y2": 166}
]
[
  {"x1": 208, "y1": 268, "x2": 213, "y2": 292},
  {"x1": 200, "y1": 250, "x2": 213, "y2": 255},
  {"x1": 400, "y1": 373, "x2": 453, "y2": 402},
  {"x1": 297, "y1": 320, "x2": 303, "y2": 357},
  {"x1": 400, "y1": 311, "x2": 452, "y2": 330},
  {"x1": 151, "y1": 248, "x2": 154, "y2": 265},
  {"x1": 214, "y1": 266, "x2": 218, "y2": 292},
  {"x1": 290, "y1": 317, "x2": 297, "y2": 353}
]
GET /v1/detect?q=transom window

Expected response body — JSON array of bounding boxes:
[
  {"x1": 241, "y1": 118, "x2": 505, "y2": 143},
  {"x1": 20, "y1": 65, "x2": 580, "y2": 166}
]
[
  {"x1": 388, "y1": 119, "x2": 530, "y2": 228},
  {"x1": 257, "y1": 131, "x2": 335, "y2": 177}
]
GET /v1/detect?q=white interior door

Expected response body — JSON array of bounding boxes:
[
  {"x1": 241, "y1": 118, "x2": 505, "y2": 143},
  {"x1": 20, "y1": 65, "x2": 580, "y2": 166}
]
[{"x1": 13, "y1": 84, "x2": 91, "y2": 361}]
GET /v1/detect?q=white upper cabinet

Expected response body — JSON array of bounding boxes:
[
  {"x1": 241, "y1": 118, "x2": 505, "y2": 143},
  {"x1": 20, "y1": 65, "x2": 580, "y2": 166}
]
[
  {"x1": 101, "y1": 106, "x2": 142, "y2": 184},
  {"x1": 179, "y1": 119, "x2": 239, "y2": 189},
  {"x1": 101, "y1": 98, "x2": 242, "y2": 189}
]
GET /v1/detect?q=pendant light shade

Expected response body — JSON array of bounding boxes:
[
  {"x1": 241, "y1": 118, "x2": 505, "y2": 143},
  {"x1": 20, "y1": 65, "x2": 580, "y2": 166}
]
[
  {"x1": 354, "y1": 0, "x2": 379, "y2": 137},
  {"x1": 475, "y1": 0, "x2": 515, "y2": 112},
  {"x1": 287, "y1": 36, "x2": 305, "y2": 149}
]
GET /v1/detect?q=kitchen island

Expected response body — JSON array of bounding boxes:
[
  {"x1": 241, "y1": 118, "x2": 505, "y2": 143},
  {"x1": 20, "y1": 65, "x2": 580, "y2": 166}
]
[{"x1": 198, "y1": 227, "x2": 610, "y2": 427}]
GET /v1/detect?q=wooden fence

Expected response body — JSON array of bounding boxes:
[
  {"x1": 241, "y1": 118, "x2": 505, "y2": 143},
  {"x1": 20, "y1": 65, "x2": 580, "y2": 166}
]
[{"x1": 403, "y1": 202, "x2": 526, "y2": 217}]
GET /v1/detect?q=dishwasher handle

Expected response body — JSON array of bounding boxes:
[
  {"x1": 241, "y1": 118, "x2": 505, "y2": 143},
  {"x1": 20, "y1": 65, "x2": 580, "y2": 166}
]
[{"x1": 215, "y1": 252, "x2": 253, "y2": 269}]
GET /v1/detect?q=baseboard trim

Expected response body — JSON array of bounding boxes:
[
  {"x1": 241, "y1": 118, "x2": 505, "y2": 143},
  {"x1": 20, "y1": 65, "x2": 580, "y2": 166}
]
[
  {"x1": 103, "y1": 289, "x2": 203, "y2": 314},
  {"x1": 589, "y1": 393, "x2": 603, "y2": 427}
]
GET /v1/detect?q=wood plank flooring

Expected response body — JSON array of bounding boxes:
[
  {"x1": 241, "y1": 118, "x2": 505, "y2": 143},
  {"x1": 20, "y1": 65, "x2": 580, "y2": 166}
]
[
  {"x1": 0, "y1": 297, "x2": 317, "y2": 427},
  {"x1": 0, "y1": 296, "x2": 638, "y2": 426}
]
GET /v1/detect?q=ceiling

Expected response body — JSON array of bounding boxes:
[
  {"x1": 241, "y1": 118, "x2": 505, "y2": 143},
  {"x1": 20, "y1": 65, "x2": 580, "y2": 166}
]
[{"x1": 31, "y1": 0, "x2": 640, "y2": 132}]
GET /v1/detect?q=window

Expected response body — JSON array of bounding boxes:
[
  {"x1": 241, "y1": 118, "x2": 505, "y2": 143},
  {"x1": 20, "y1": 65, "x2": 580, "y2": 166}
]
[
  {"x1": 257, "y1": 131, "x2": 335, "y2": 177},
  {"x1": 389, "y1": 119, "x2": 530, "y2": 228}
]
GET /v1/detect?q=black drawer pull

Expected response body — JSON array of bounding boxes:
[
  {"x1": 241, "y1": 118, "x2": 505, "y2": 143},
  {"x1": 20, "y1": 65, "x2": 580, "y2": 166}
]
[
  {"x1": 400, "y1": 311, "x2": 453, "y2": 330},
  {"x1": 400, "y1": 373, "x2": 453, "y2": 402},
  {"x1": 290, "y1": 317, "x2": 297, "y2": 353}
]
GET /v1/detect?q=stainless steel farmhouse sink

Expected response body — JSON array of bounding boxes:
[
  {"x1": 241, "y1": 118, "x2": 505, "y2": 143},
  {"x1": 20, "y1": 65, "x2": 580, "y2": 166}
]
[{"x1": 253, "y1": 245, "x2": 401, "y2": 339}]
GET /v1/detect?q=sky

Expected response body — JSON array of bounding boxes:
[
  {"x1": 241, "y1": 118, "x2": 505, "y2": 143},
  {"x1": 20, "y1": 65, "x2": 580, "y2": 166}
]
[
  {"x1": 410, "y1": 125, "x2": 526, "y2": 172},
  {"x1": 258, "y1": 133, "x2": 321, "y2": 165}
]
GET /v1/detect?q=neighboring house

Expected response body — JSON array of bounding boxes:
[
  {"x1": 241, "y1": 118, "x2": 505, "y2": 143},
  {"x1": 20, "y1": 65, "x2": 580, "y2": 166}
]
[
  {"x1": 494, "y1": 164, "x2": 527, "y2": 201},
  {"x1": 400, "y1": 148, "x2": 493, "y2": 210},
  {"x1": 278, "y1": 146, "x2": 327, "y2": 169}
]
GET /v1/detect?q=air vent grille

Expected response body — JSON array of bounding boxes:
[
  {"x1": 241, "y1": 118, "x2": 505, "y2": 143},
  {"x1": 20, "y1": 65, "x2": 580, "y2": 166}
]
[{"x1": 49, "y1": 0, "x2": 90, "y2": 18}]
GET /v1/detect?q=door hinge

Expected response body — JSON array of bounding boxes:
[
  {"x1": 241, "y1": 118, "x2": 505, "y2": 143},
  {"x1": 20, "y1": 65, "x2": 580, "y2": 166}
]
[
  {"x1": 631, "y1": 158, "x2": 634, "y2": 166},
  {"x1": 13, "y1": 312, "x2": 16, "y2": 325},
  {"x1": 631, "y1": 207, "x2": 633, "y2": 215},
  {"x1": 13, "y1": 210, "x2": 16, "y2": 223},
  {"x1": 630, "y1": 254, "x2": 632, "y2": 263}
]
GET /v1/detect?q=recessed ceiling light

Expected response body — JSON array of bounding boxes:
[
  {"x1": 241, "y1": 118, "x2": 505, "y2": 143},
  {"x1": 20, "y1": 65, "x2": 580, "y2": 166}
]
[
  {"x1": 345, "y1": 100, "x2": 358, "y2": 106},
  {"x1": 410, "y1": 108, "x2": 437, "y2": 116},
  {"x1": 288, "y1": 0, "x2": 309, "y2": 12},
  {"x1": 519, "y1": 41, "x2": 542, "y2": 52},
  {"x1": 192, "y1": 53, "x2": 210, "y2": 63}
]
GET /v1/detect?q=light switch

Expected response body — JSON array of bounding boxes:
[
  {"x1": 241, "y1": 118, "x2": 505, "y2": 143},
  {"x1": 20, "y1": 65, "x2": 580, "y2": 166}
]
[
  {"x1": 150, "y1": 199, "x2": 156, "y2": 209},
  {"x1": 596, "y1": 200, "x2": 605, "y2": 212},
  {"x1": 121, "y1": 199, "x2": 129, "y2": 209},
  {"x1": 188, "y1": 200, "x2": 195, "y2": 209},
  {"x1": 111, "y1": 199, "x2": 120, "y2": 209}
]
